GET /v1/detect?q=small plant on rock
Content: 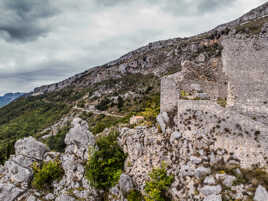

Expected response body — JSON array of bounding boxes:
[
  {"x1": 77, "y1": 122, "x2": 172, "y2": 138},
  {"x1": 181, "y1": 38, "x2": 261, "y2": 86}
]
[
  {"x1": 145, "y1": 164, "x2": 174, "y2": 201},
  {"x1": 31, "y1": 160, "x2": 64, "y2": 191}
]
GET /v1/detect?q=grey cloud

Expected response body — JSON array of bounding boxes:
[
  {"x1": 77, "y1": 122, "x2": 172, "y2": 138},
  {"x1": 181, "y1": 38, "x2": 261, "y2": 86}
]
[
  {"x1": 94, "y1": 0, "x2": 237, "y2": 16},
  {"x1": 0, "y1": 0, "x2": 58, "y2": 42}
]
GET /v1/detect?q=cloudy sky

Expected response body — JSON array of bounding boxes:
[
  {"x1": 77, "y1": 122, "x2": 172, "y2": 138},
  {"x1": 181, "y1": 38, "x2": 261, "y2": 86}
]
[{"x1": 0, "y1": 0, "x2": 266, "y2": 95}]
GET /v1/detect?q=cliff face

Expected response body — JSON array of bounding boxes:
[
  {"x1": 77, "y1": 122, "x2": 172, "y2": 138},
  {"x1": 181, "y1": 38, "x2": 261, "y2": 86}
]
[{"x1": 0, "y1": 3, "x2": 268, "y2": 201}]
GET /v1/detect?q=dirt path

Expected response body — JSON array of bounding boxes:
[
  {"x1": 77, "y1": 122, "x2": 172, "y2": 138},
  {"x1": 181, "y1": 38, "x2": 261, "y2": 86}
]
[{"x1": 73, "y1": 105, "x2": 124, "y2": 118}]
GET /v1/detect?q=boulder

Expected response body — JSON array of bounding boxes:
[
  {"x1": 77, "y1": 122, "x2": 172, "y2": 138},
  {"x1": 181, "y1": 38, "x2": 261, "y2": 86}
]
[
  {"x1": 15, "y1": 137, "x2": 49, "y2": 160},
  {"x1": 157, "y1": 112, "x2": 169, "y2": 133},
  {"x1": 254, "y1": 185, "x2": 268, "y2": 201},
  {"x1": 170, "y1": 131, "x2": 181, "y2": 144},
  {"x1": 5, "y1": 160, "x2": 32, "y2": 184},
  {"x1": 65, "y1": 118, "x2": 95, "y2": 147},
  {"x1": 203, "y1": 194, "x2": 222, "y2": 201},
  {"x1": 194, "y1": 166, "x2": 211, "y2": 178},
  {"x1": 200, "y1": 185, "x2": 222, "y2": 196},
  {"x1": 119, "y1": 174, "x2": 134, "y2": 195},
  {"x1": 204, "y1": 176, "x2": 216, "y2": 185},
  {"x1": 222, "y1": 175, "x2": 236, "y2": 187},
  {"x1": 55, "y1": 194, "x2": 76, "y2": 201},
  {"x1": 0, "y1": 183, "x2": 25, "y2": 201}
]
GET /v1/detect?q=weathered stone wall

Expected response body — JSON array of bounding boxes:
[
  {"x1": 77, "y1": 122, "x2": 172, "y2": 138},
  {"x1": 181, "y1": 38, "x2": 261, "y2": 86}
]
[
  {"x1": 176, "y1": 100, "x2": 268, "y2": 169},
  {"x1": 160, "y1": 73, "x2": 180, "y2": 112},
  {"x1": 222, "y1": 36, "x2": 268, "y2": 124}
]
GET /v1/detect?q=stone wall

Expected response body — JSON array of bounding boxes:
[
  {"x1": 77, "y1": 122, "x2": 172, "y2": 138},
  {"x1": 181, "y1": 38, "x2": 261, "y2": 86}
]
[
  {"x1": 222, "y1": 36, "x2": 268, "y2": 124},
  {"x1": 176, "y1": 100, "x2": 268, "y2": 169}
]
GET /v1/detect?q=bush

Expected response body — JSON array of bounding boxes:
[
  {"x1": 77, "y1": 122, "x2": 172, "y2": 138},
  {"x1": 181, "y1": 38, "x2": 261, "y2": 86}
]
[
  {"x1": 127, "y1": 190, "x2": 144, "y2": 201},
  {"x1": 43, "y1": 122, "x2": 71, "y2": 152},
  {"x1": 32, "y1": 160, "x2": 64, "y2": 191},
  {"x1": 95, "y1": 98, "x2": 111, "y2": 111},
  {"x1": 145, "y1": 165, "x2": 174, "y2": 201},
  {"x1": 85, "y1": 130, "x2": 127, "y2": 190}
]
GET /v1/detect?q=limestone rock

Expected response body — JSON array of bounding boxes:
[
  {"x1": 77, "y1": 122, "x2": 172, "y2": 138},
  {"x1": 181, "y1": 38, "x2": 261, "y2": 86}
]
[
  {"x1": 55, "y1": 194, "x2": 76, "y2": 201},
  {"x1": 222, "y1": 175, "x2": 236, "y2": 187},
  {"x1": 203, "y1": 194, "x2": 222, "y2": 201},
  {"x1": 15, "y1": 136, "x2": 49, "y2": 160},
  {"x1": 170, "y1": 131, "x2": 181, "y2": 144},
  {"x1": 200, "y1": 185, "x2": 222, "y2": 196},
  {"x1": 5, "y1": 160, "x2": 32, "y2": 184},
  {"x1": 157, "y1": 112, "x2": 169, "y2": 133},
  {"x1": 204, "y1": 176, "x2": 216, "y2": 185},
  {"x1": 65, "y1": 118, "x2": 95, "y2": 147},
  {"x1": 254, "y1": 185, "x2": 268, "y2": 201},
  {"x1": 119, "y1": 174, "x2": 134, "y2": 195},
  {"x1": 0, "y1": 183, "x2": 25, "y2": 201},
  {"x1": 194, "y1": 166, "x2": 211, "y2": 178}
]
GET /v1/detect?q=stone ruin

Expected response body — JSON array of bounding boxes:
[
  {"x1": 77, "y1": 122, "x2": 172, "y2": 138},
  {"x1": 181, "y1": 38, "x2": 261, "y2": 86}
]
[{"x1": 160, "y1": 35, "x2": 268, "y2": 169}]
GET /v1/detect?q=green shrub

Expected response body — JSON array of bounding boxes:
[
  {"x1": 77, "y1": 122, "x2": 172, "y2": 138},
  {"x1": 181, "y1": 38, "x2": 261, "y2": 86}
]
[
  {"x1": 217, "y1": 97, "x2": 227, "y2": 107},
  {"x1": 43, "y1": 122, "x2": 71, "y2": 152},
  {"x1": 145, "y1": 166, "x2": 174, "y2": 201},
  {"x1": 85, "y1": 130, "x2": 127, "y2": 190},
  {"x1": 127, "y1": 190, "x2": 144, "y2": 201},
  {"x1": 95, "y1": 98, "x2": 111, "y2": 111},
  {"x1": 32, "y1": 160, "x2": 64, "y2": 191}
]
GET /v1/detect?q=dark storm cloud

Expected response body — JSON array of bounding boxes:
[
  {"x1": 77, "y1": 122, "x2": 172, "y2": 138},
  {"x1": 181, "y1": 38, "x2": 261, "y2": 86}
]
[{"x1": 0, "y1": 0, "x2": 58, "y2": 42}]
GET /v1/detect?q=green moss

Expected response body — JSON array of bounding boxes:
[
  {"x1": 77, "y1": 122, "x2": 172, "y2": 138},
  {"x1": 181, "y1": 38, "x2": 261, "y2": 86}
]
[
  {"x1": 85, "y1": 130, "x2": 127, "y2": 190},
  {"x1": 32, "y1": 160, "x2": 64, "y2": 191},
  {"x1": 145, "y1": 165, "x2": 174, "y2": 201}
]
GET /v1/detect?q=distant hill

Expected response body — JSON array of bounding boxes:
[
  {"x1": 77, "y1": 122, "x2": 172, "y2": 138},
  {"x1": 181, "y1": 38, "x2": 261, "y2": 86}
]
[{"x1": 0, "y1": 92, "x2": 25, "y2": 107}]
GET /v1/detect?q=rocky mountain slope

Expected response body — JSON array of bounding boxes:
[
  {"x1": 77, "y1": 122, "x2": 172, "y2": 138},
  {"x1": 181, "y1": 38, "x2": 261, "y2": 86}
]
[
  {"x1": 0, "y1": 2, "x2": 268, "y2": 201},
  {"x1": 0, "y1": 92, "x2": 25, "y2": 107}
]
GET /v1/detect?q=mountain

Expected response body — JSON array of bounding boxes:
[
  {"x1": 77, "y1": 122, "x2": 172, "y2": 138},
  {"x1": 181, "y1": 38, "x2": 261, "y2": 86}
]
[
  {"x1": 0, "y1": 92, "x2": 25, "y2": 107},
  {"x1": 0, "y1": 3, "x2": 267, "y2": 201}
]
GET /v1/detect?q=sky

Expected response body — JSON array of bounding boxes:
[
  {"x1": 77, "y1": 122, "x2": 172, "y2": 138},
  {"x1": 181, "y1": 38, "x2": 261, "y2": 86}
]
[{"x1": 0, "y1": 0, "x2": 266, "y2": 95}]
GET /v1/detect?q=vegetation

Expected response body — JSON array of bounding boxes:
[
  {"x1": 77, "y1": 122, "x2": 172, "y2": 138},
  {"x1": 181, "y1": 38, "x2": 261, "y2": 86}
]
[
  {"x1": 137, "y1": 94, "x2": 160, "y2": 126},
  {"x1": 42, "y1": 122, "x2": 71, "y2": 152},
  {"x1": 217, "y1": 97, "x2": 227, "y2": 107},
  {"x1": 127, "y1": 190, "x2": 144, "y2": 201},
  {"x1": 144, "y1": 165, "x2": 174, "y2": 201},
  {"x1": 85, "y1": 130, "x2": 127, "y2": 190},
  {"x1": 235, "y1": 16, "x2": 268, "y2": 35},
  {"x1": 0, "y1": 96, "x2": 70, "y2": 164},
  {"x1": 32, "y1": 160, "x2": 64, "y2": 191}
]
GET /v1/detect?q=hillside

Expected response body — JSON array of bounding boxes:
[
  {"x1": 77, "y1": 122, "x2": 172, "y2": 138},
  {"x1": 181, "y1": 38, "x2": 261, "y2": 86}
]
[
  {"x1": 0, "y1": 93, "x2": 25, "y2": 108},
  {"x1": 0, "y1": 2, "x2": 267, "y2": 201}
]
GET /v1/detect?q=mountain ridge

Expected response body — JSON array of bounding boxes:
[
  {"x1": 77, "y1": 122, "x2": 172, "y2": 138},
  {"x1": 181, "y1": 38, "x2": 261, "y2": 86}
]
[
  {"x1": 0, "y1": 92, "x2": 25, "y2": 108},
  {"x1": 32, "y1": 2, "x2": 268, "y2": 96}
]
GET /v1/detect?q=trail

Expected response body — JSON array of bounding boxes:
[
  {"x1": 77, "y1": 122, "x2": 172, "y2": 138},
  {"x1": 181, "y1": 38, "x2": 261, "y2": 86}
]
[{"x1": 73, "y1": 105, "x2": 124, "y2": 118}]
